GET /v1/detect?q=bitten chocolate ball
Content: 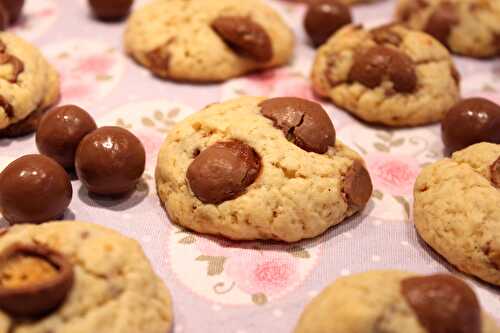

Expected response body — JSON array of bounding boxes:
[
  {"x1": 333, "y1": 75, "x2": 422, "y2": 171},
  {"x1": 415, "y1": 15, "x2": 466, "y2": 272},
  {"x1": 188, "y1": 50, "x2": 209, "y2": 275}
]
[
  {"x1": 75, "y1": 126, "x2": 146, "y2": 195},
  {"x1": 0, "y1": 155, "x2": 72, "y2": 224},
  {"x1": 304, "y1": 0, "x2": 352, "y2": 48},
  {"x1": 36, "y1": 105, "x2": 97, "y2": 169},
  {"x1": 88, "y1": 0, "x2": 133, "y2": 21},
  {"x1": 442, "y1": 98, "x2": 500, "y2": 153},
  {"x1": 1, "y1": 0, "x2": 24, "y2": 23}
]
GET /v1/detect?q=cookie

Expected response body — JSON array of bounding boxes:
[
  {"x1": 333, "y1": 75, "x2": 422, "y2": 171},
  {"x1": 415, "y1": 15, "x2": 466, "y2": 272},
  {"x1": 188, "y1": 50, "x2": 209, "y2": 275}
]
[
  {"x1": 124, "y1": 0, "x2": 294, "y2": 82},
  {"x1": 294, "y1": 270, "x2": 499, "y2": 333},
  {"x1": 414, "y1": 143, "x2": 500, "y2": 286},
  {"x1": 396, "y1": 0, "x2": 500, "y2": 58},
  {"x1": 0, "y1": 32, "x2": 60, "y2": 138},
  {"x1": 156, "y1": 96, "x2": 373, "y2": 242},
  {"x1": 286, "y1": 0, "x2": 377, "y2": 5},
  {"x1": 0, "y1": 221, "x2": 173, "y2": 333},
  {"x1": 311, "y1": 24, "x2": 460, "y2": 127}
]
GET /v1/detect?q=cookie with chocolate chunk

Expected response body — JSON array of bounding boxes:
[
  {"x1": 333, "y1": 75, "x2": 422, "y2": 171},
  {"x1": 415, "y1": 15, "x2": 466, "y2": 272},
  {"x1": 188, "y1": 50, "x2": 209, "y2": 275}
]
[
  {"x1": 124, "y1": 0, "x2": 293, "y2": 82},
  {"x1": 0, "y1": 221, "x2": 173, "y2": 332},
  {"x1": 295, "y1": 270, "x2": 499, "y2": 333},
  {"x1": 414, "y1": 143, "x2": 500, "y2": 286},
  {"x1": 311, "y1": 24, "x2": 460, "y2": 126},
  {"x1": 156, "y1": 96, "x2": 372, "y2": 242},
  {"x1": 396, "y1": 0, "x2": 500, "y2": 58},
  {"x1": 0, "y1": 32, "x2": 60, "y2": 138}
]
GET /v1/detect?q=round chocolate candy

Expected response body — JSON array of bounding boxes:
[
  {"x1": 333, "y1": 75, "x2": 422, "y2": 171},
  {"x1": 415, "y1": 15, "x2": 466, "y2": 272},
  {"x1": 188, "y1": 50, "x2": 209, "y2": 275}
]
[
  {"x1": 343, "y1": 161, "x2": 373, "y2": 209},
  {"x1": 0, "y1": 154, "x2": 73, "y2": 224},
  {"x1": 0, "y1": 244, "x2": 74, "y2": 317},
  {"x1": 75, "y1": 126, "x2": 146, "y2": 195},
  {"x1": 88, "y1": 0, "x2": 133, "y2": 21},
  {"x1": 211, "y1": 16, "x2": 273, "y2": 62},
  {"x1": 424, "y1": 2, "x2": 459, "y2": 47},
  {"x1": 36, "y1": 105, "x2": 97, "y2": 169},
  {"x1": 0, "y1": 3, "x2": 10, "y2": 30},
  {"x1": 401, "y1": 274, "x2": 481, "y2": 333},
  {"x1": 348, "y1": 46, "x2": 417, "y2": 93},
  {"x1": 441, "y1": 97, "x2": 500, "y2": 153},
  {"x1": 259, "y1": 97, "x2": 336, "y2": 154},
  {"x1": 304, "y1": 0, "x2": 352, "y2": 48},
  {"x1": 187, "y1": 140, "x2": 261, "y2": 204},
  {"x1": 1, "y1": 0, "x2": 24, "y2": 23}
]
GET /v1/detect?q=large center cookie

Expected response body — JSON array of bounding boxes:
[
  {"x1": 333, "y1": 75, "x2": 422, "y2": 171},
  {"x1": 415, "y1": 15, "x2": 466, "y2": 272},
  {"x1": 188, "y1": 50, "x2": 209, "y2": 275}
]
[
  {"x1": 0, "y1": 32, "x2": 60, "y2": 138},
  {"x1": 396, "y1": 0, "x2": 500, "y2": 58},
  {"x1": 311, "y1": 24, "x2": 460, "y2": 127},
  {"x1": 124, "y1": 0, "x2": 294, "y2": 82},
  {"x1": 414, "y1": 143, "x2": 500, "y2": 286},
  {"x1": 156, "y1": 96, "x2": 373, "y2": 242},
  {"x1": 294, "y1": 270, "x2": 499, "y2": 333},
  {"x1": 0, "y1": 221, "x2": 173, "y2": 333}
]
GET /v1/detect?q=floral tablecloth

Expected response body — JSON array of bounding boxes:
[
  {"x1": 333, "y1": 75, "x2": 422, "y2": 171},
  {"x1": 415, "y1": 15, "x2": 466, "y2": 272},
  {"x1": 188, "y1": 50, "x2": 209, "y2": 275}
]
[{"x1": 0, "y1": 1, "x2": 499, "y2": 332}]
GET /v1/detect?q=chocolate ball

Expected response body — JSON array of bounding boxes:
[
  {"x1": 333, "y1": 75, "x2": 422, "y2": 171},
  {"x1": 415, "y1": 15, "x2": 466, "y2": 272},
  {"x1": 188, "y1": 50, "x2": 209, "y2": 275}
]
[
  {"x1": 88, "y1": 0, "x2": 133, "y2": 21},
  {"x1": 304, "y1": 0, "x2": 352, "y2": 48},
  {"x1": 0, "y1": 4, "x2": 10, "y2": 30},
  {"x1": 259, "y1": 97, "x2": 336, "y2": 154},
  {"x1": 187, "y1": 140, "x2": 261, "y2": 204},
  {"x1": 0, "y1": 155, "x2": 72, "y2": 224},
  {"x1": 401, "y1": 274, "x2": 481, "y2": 333},
  {"x1": 75, "y1": 126, "x2": 146, "y2": 196},
  {"x1": 36, "y1": 105, "x2": 97, "y2": 169},
  {"x1": 1, "y1": 0, "x2": 24, "y2": 23},
  {"x1": 442, "y1": 98, "x2": 500, "y2": 153}
]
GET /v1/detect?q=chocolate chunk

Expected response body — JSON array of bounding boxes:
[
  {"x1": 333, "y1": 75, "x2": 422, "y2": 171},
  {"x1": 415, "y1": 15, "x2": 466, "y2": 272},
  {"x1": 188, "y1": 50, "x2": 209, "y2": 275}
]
[
  {"x1": 1, "y1": 0, "x2": 24, "y2": 23},
  {"x1": 371, "y1": 25, "x2": 402, "y2": 46},
  {"x1": 186, "y1": 140, "x2": 261, "y2": 204},
  {"x1": 441, "y1": 98, "x2": 500, "y2": 153},
  {"x1": 424, "y1": 2, "x2": 459, "y2": 46},
  {"x1": 304, "y1": 0, "x2": 352, "y2": 48},
  {"x1": 0, "y1": 155, "x2": 72, "y2": 224},
  {"x1": 0, "y1": 244, "x2": 74, "y2": 317},
  {"x1": 491, "y1": 156, "x2": 500, "y2": 188},
  {"x1": 88, "y1": 0, "x2": 133, "y2": 21},
  {"x1": 451, "y1": 64, "x2": 460, "y2": 86},
  {"x1": 75, "y1": 126, "x2": 146, "y2": 195},
  {"x1": 343, "y1": 161, "x2": 373, "y2": 208},
  {"x1": 259, "y1": 97, "x2": 336, "y2": 154},
  {"x1": 212, "y1": 16, "x2": 273, "y2": 62},
  {"x1": 401, "y1": 274, "x2": 481, "y2": 333},
  {"x1": 36, "y1": 105, "x2": 97, "y2": 169},
  {"x1": 0, "y1": 95, "x2": 13, "y2": 118},
  {"x1": 0, "y1": 40, "x2": 24, "y2": 83},
  {"x1": 348, "y1": 46, "x2": 417, "y2": 93}
]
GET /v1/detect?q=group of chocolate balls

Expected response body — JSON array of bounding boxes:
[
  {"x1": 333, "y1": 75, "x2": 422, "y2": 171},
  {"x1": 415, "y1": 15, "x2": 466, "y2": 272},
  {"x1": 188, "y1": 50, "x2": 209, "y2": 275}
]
[{"x1": 0, "y1": 105, "x2": 146, "y2": 224}]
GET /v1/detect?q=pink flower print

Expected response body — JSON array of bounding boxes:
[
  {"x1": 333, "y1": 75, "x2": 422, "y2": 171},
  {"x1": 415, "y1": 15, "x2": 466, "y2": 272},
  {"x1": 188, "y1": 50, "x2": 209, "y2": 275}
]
[
  {"x1": 365, "y1": 153, "x2": 421, "y2": 196},
  {"x1": 195, "y1": 236, "x2": 241, "y2": 258},
  {"x1": 35, "y1": 8, "x2": 56, "y2": 18},
  {"x1": 60, "y1": 82, "x2": 93, "y2": 101},
  {"x1": 271, "y1": 77, "x2": 316, "y2": 100},
  {"x1": 225, "y1": 252, "x2": 299, "y2": 296},
  {"x1": 75, "y1": 55, "x2": 114, "y2": 76},
  {"x1": 244, "y1": 68, "x2": 315, "y2": 100}
]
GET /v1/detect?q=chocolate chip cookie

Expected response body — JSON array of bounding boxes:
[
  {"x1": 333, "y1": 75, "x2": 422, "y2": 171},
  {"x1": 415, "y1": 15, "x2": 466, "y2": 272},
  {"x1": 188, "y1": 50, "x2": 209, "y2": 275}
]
[
  {"x1": 0, "y1": 221, "x2": 173, "y2": 332},
  {"x1": 0, "y1": 32, "x2": 60, "y2": 138},
  {"x1": 124, "y1": 0, "x2": 294, "y2": 82},
  {"x1": 311, "y1": 24, "x2": 460, "y2": 127},
  {"x1": 396, "y1": 0, "x2": 500, "y2": 58},
  {"x1": 414, "y1": 143, "x2": 500, "y2": 286},
  {"x1": 155, "y1": 96, "x2": 373, "y2": 242},
  {"x1": 294, "y1": 270, "x2": 499, "y2": 333}
]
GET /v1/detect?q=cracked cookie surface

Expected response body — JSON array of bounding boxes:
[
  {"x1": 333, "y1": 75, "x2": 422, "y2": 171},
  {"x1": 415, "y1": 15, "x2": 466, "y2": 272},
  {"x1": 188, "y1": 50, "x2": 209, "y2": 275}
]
[
  {"x1": 311, "y1": 24, "x2": 460, "y2": 127},
  {"x1": 294, "y1": 270, "x2": 499, "y2": 333},
  {"x1": 0, "y1": 221, "x2": 173, "y2": 333},
  {"x1": 396, "y1": 0, "x2": 500, "y2": 58},
  {"x1": 413, "y1": 143, "x2": 500, "y2": 286},
  {"x1": 155, "y1": 96, "x2": 372, "y2": 242},
  {"x1": 124, "y1": 0, "x2": 294, "y2": 82},
  {"x1": 0, "y1": 32, "x2": 60, "y2": 138}
]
